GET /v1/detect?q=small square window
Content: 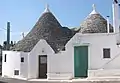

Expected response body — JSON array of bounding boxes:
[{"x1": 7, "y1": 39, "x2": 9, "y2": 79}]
[
  {"x1": 4, "y1": 54, "x2": 6, "y2": 62},
  {"x1": 103, "y1": 48, "x2": 110, "y2": 58},
  {"x1": 21, "y1": 57, "x2": 24, "y2": 62},
  {"x1": 14, "y1": 70, "x2": 19, "y2": 75},
  {"x1": 40, "y1": 56, "x2": 47, "y2": 64}
]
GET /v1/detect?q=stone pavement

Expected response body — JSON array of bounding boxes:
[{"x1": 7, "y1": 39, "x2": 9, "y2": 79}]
[
  {"x1": 1, "y1": 77, "x2": 120, "y2": 83},
  {"x1": 0, "y1": 77, "x2": 28, "y2": 83}
]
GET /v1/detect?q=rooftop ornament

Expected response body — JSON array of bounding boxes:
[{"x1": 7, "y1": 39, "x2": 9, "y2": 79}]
[
  {"x1": 44, "y1": 4, "x2": 50, "y2": 13},
  {"x1": 89, "y1": 4, "x2": 98, "y2": 15}
]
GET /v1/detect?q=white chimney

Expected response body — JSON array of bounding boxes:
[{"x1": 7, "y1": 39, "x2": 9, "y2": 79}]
[
  {"x1": 107, "y1": 16, "x2": 110, "y2": 33},
  {"x1": 112, "y1": 0, "x2": 120, "y2": 44}
]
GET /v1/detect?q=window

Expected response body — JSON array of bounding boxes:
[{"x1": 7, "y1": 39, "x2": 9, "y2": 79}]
[
  {"x1": 4, "y1": 54, "x2": 6, "y2": 62},
  {"x1": 40, "y1": 56, "x2": 47, "y2": 64},
  {"x1": 21, "y1": 57, "x2": 24, "y2": 62},
  {"x1": 14, "y1": 70, "x2": 19, "y2": 75},
  {"x1": 103, "y1": 48, "x2": 110, "y2": 58}
]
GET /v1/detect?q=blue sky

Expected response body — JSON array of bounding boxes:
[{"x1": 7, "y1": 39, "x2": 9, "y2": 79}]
[{"x1": 0, "y1": 0, "x2": 116, "y2": 45}]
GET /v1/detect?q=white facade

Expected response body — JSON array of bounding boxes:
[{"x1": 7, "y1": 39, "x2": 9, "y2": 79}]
[
  {"x1": 2, "y1": 51, "x2": 28, "y2": 78},
  {"x1": 48, "y1": 51, "x2": 73, "y2": 80},
  {"x1": 2, "y1": 39, "x2": 54, "y2": 79},
  {"x1": 28, "y1": 39, "x2": 54, "y2": 79},
  {"x1": 74, "y1": 33, "x2": 120, "y2": 69},
  {"x1": 48, "y1": 33, "x2": 120, "y2": 79},
  {"x1": 3, "y1": 33, "x2": 120, "y2": 80},
  {"x1": 67, "y1": 33, "x2": 120, "y2": 70}
]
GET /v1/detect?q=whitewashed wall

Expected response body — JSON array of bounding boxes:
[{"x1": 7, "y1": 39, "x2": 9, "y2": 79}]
[
  {"x1": 3, "y1": 33, "x2": 120, "y2": 79},
  {"x1": 20, "y1": 52, "x2": 29, "y2": 78},
  {"x1": 47, "y1": 51, "x2": 73, "y2": 80},
  {"x1": 2, "y1": 51, "x2": 21, "y2": 78},
  {"x1": 48, "y1": 33, "x2": 120, "y2": 79},
  {"x1": 2, "y1": 51, "x2": 29, "y2": 78},
  {"x1": 66, "y1": 33, "x2": 120, "y2": 70},
  {"x1": 2, "y1": 39, "x2": 55, "y2": 79},
  {"x1": 28, "y1": 39, "x2": 54, "y2": 79}
]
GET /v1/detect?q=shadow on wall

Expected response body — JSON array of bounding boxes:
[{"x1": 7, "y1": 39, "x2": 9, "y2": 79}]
[{"x1": 0, "y1": 81, "x2": 7, "y2": 83}]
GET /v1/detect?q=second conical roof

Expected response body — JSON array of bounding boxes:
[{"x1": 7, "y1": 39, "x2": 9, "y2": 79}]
[{"x1": 79, "y1": 4, "x2": 114, "y2": 33}]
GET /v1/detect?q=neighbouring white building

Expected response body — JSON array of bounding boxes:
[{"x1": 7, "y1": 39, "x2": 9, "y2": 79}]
[{"x1": 2, "y1": 0, "x2": 120, "y2": 80}]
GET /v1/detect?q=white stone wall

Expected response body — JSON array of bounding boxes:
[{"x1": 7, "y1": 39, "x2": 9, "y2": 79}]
[
  {"x1": 2, "y1": 51, "x2": 21, "y2": 78},
  {"x1": 2, "y1": 39, "x2": 54, "y2": 79},
  {"x1": 3, "y1": 33, "x2": 120, "y2": 79},
  {"x1": 28, "y1": 39, "x2": 54, "y2": 79},
  {"x1": 47, "y1": 51, "x2": 73, "y2": 80},
  {"x1": 66, "y1": 33, "x2": 120, "y2": 70},
  {"x1": 2, "y1": 51, "x2": 29, "y2": 78},
  {"x1": 20, "y1": 52, "x2": 29, "y2": 78},
  {"x1": 48, "y1": 33, "x2": 120, "y2": 79}
]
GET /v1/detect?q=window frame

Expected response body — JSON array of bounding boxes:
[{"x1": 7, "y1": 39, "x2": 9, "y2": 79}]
[
  {"x1": 21, "y1": 57, "x2": 24, "y2": 62},
  {"x1": 103, "y1": 48, "x2": 111, "y2": 58},
  {"x1": 14, "y1": 70, "x2": 19, "y2": 75}
]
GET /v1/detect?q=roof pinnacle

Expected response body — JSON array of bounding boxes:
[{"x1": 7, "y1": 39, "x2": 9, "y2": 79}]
[
  {"x1": 92, "y1": 4, "x2": 96, "y2": 11},
  {"x1": 89, "y1": 4, "x2": 98, "y2": 15},
  {"x1": 44, "y1": 4, "x2": 50, "y2": 13}
]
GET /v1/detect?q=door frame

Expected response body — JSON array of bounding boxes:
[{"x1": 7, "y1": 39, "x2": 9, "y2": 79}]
[{"x1": 74, "y1": 45, "x2": 88, "y2": 78}]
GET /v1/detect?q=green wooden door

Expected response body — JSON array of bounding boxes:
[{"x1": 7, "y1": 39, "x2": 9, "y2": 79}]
[{"x1": 74, "y1": 46, "x2": 88, "y2": 77}]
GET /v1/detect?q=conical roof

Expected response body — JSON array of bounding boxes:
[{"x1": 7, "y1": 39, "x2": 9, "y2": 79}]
[
  {"x1": 79, "y1": 4, "x2": 114, "y2": 33},
  {"x1": 11, "y1": 6, "x2": 75, "y2": 53}
]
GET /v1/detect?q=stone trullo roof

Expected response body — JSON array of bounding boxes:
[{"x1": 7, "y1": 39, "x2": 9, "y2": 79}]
[
  {"x1": 11, "y1": 6, "x2": 75, "y2": 53},
  {"x1": 79, "y1": 4, "x2": 114, "y2": 33}
]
